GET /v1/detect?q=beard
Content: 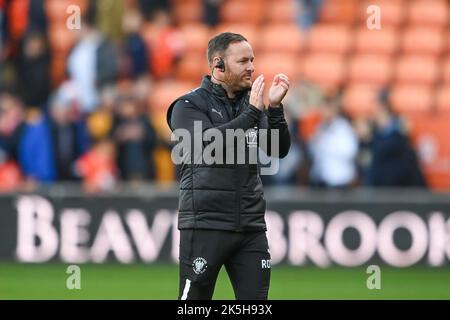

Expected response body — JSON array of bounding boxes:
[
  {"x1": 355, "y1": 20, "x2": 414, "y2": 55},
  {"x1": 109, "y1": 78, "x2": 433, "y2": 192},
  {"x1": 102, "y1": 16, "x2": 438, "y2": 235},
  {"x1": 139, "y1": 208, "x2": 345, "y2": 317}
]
[{"x1": 225, "y1": 71, "x2": 252, "y2": 93}]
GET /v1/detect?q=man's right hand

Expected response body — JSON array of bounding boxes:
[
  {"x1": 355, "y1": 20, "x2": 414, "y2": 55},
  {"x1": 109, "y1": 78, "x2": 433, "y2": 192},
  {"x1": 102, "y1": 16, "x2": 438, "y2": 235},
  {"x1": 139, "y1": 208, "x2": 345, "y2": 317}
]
[{"x1": 249, "y1": 75, "x2": 265, "y2": 111}]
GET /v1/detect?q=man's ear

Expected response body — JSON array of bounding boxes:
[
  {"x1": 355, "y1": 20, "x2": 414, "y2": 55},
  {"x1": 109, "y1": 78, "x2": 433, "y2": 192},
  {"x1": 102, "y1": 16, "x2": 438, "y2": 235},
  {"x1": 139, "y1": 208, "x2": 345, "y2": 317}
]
[{"x1": 213, "y1": 56, "x2": 225, "y2": 72}]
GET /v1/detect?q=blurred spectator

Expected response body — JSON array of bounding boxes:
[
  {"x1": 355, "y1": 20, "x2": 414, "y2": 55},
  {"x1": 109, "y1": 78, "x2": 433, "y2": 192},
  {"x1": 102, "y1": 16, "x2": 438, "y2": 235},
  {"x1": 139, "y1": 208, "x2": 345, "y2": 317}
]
[
  {"x1": 1, "y1": 88, "x2": 90, "y2": 187},
  {"x1": 309, "y1": 93, "x2": 358, "y2": 188},
  {"x1": 1, "y1": 0, "x2": 46, "y2": 54},
  {"x1": 113, "y1": 95, "x2": 157, "y2": 181},
  {"x1": 261, "y1": 116, "x2": 304, "y2": 186},
  {"x1": 0, "y1": 156, "x2": 22, "y2": 192},
  {"x1": 285, "y1": 80, "x2": 323, "y2": 119},
  {"x1": 16, "y1": 108, "x2": 56, "y2": 186},
  {"x1": 67, "y1": 13, "x2": 119, "y2": 112},
  {"x1": 122, "y1": 10, "x2": 149, "y2": 79},
  {"x1": 361, "y1": 93, "x2": 427, "y2": 187},
  {"x1": 138, "y1": 0, "x2": 171, "y2": 19},
  {"x1": 296, "y1": 0, "x2": 323, "y2": 30},
  {"x1": 0, "y1": 92, "x2": 24, "y2": 191},
  {"x1": 86, "y1": 86, "x2": 115, "y2": 142},
  {"x1": 145, "y1": 9, "x2": 183, "y2": 80},
  {"x1": 75, "y1": 139, "x2": 117, "y2": 193},
  {"x1": 15, "y1": 31, "x2": 50, "y2": 108},
  {"x1": 28, "y1": 0, "x2": 48, "y2": 34},
  {"x1": 1, "y1": 0, "x2": 6, "y2": 53},
  {"x1": 2, "y1": 89, "x2": 87, "y2": 188},
  {"x1": 48, "y1": 86, "x2": 90, "y2": 181},
  {"x1": 203, "y1": 0, "x2": 223, "y2": 27},
  {"x1": 92, "y1": 0, "x2": 125, "y2": 42},
  {"x1": 4, "y1": 0, "x2": 29, "y2": 49}
]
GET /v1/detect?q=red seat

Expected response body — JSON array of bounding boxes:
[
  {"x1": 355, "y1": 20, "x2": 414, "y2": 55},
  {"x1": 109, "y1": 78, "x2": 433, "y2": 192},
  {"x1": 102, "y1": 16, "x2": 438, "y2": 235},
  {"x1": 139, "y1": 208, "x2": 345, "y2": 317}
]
[
  {"x1": 260, "y1": 25, "x2": 304, "y2": 54},
  {"x1": 343, "y1": 84, "x2": 381, "y2": 117},
  {"x1": 390, "y1": 84, "x2": 434, "y2": 114},
  {"x1": 436, "y1": 86, "x2": 450, "y2": 112},
  {"x1": 179, "y1": 24, "x2": 210, "y2": 54},
  {"x1": 354, "y1": 27, "x2": 399, "y2": 55},
  {"x1": 402, "y1": 27, "x2": 446, "y2": 56},
  {"x1": 443, "y1": 57, "x2": 450, "y2": 84},
  {"x1": 395, "y1": 55, "x2": 440, "y2": 86},
  {"x1": 212, "y1": 24, "x2": 260, "y2": 52},
  {"x1": 148, "y1": 81, "x2": 195, "y2": 113},
  {"x1": 319, "y1": 0, "x2": 358, "y2": 25},
  {"x1": 45, "y1": 0, "x2": 87, "y2": 22},
  {"x1": 172, "y1": 0, "x2": 202, "y2": 26},
  {"x1": 174, "y1": 53, "x2": 209, "y2": 83},
  {"x1": 265, "y1": 0, "x2": 298, "y2": 25},
  {"x1": 348, "y1": 54, "x2": 393, "y2": 86},
  {"x1": 307, "y1": 24, "x2": 353, "y2": 54},
  {"x1": 301, "y1": 54, "x2": 346, "y2": 91},
  {"x1": 406, "y1": 113, "x2": 450, "y2": 190},
  {"x1": 408, "y1": 0, "x2": 449, "y2": 28},
  {"x1": 220, "y1": 0, "x2": 266, "y2": 25},
  {"x1": 256, "y1": 53, "x2": 300, "y2": 85},
  {"x1": 49, "y1": 27, "x2": 76, "y2": 54}
]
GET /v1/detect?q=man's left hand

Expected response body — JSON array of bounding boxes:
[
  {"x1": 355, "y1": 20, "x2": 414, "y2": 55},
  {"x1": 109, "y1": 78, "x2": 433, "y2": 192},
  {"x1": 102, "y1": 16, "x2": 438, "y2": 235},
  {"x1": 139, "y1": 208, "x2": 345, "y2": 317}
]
[{"x1": 268, "y1": 73, "x2": 290, "y2": 108}]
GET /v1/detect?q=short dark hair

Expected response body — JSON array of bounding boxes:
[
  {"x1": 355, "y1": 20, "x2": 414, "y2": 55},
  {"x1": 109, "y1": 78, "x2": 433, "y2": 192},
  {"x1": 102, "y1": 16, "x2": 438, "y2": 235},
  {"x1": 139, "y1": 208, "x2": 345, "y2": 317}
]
[{"x1": 207, "y1": 32, "x2": 247, "y2": 66}]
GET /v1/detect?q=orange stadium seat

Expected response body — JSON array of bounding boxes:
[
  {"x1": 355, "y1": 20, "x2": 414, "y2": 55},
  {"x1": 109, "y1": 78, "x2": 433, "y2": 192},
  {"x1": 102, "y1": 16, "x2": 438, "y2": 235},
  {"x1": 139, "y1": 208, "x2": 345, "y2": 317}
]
[
  {"x1": 45, "y1": 0, "x2": 67, "y2": 22},
  {"x1": 354, "y1": 27, "x2": 399, "y2": 55},
  {"x1": 301, "y1": 54, "x2": 346, "y2": 91},
  {"x1": 148, "y1": 81, "x2": 196, "y2": 145},
  {"x1": 220, "y1": 0, "x2": 265, "y2": 25},
  {"x1": 395, "y1": 55, "x2": 440, "y2": 86},
  {"x1": 342, "y1": 84, "x2": 381, "y2": 117},
  {"x1": 255, "y1": 53, "x2": 300, "y2": 84},
  {"x1": 48, "y1": 27, "x2": 76, "y2": 54},
  {"x1": 390, "y1": 84, "x2": 434, "y2": 114},
  {"x1": 259, "y1": 25, "x2": 304, "y2": 54},
  {"x1": 148, "y1": 81, "x2": 195, "y2": 113},
  {"x1": 448, "y1": 32, "x2": 450, "y2": 53},
  {"x1": 408, "y1": 0, "x2": 449, "y2": 28},
  {"x1": 172, "y1": 0, "x2": 202, "y2": 26},
  {"x1": 406, "y1": 113, "x2": 450, "y2": 190},
  {"x1": 318, "y1": 0, "x2": 358, "y2": 25},
  {"x1": 436, "y1": 86, "x2": 450, "y2": 112},
  {"x1": 179, "y1": 24, "x2": 210, "y2": 54},
  {"x1": 174, "y1": 53, "x2": 209, "y2": 83},
  {"x1": 443, "y1": 57, "x2": 450, "y2": 84},
  {"x1": 212, "y1": 24, "x2": 260, "y2": 51},
  {"x1": 265, "y1": 0, "x2": 298, "y2": 25},
  {"x1": 307, "y1": 24, "x2": 353, "y2": 54},
  {"x1": 401, "y1": 27, "x2": 446, "y2": 56},
  {"x1": 50, "y1": 54, "x2": 68, "y2": 87},
  {"x1": 45, "y1": 0, "x2": 87, "y2": 22},
  {"x1": 358, "y1": 0, "x2": 406, "y2": 27},
  {"x1": 348, "y1": 54, "x2": 393, "y2": 86}
]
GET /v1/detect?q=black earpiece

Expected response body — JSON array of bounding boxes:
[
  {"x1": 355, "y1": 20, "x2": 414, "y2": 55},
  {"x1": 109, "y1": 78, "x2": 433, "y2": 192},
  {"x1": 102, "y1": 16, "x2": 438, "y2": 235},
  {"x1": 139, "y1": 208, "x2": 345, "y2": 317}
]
[{"x1": 215, "y1": 57, "x2": 225, "y2": 72}]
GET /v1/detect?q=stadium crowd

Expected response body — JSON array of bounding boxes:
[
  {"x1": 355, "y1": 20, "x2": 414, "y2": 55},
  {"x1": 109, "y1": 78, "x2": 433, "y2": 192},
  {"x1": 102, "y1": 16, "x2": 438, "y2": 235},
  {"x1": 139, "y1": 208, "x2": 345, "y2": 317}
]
[{"x1": 1, "y1": 0, "x2": 445, "y2": 193}]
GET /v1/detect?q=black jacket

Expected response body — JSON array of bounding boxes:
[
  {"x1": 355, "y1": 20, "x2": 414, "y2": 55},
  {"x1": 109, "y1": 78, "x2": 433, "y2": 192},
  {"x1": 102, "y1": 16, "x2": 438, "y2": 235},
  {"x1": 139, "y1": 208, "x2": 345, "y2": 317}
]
[{"x1": 167, "y1": 76, "x2": 290, "y2": 231}]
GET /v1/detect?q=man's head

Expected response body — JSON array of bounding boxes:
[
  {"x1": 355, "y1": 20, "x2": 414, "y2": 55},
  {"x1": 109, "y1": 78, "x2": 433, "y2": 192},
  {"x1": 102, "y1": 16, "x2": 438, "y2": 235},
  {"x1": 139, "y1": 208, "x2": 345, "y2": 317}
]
[{"x1": 207, "y1": 32, "x2": 255, "y2": 92}]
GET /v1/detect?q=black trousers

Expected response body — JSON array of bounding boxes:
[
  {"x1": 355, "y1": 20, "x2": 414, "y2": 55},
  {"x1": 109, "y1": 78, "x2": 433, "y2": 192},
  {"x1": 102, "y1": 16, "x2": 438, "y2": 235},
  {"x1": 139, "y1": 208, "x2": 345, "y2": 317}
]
[{"x1": 178, "y1": 229, "x2": 271, "y2": 300}]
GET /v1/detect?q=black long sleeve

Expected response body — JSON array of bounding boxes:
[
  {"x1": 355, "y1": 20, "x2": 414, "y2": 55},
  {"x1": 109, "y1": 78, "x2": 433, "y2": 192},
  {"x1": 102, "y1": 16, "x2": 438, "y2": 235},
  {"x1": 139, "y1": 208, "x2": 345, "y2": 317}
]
[
  {"x1": 170, "y1": 99, "x2": 262, "y2": 135},
  {"x1": 259, "y1": 105, "x2": 291, "y2": 158},
  {"x1": 169, "y1": 100, "x2": 290, "y2": 160}
]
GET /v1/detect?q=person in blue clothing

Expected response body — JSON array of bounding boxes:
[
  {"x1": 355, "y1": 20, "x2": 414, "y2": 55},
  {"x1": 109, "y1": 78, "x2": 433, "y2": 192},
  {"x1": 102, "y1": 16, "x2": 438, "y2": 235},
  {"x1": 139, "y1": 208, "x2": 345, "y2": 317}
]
[{"x1": 362, "y1": 91, "x2": 427, "y2": 187}]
